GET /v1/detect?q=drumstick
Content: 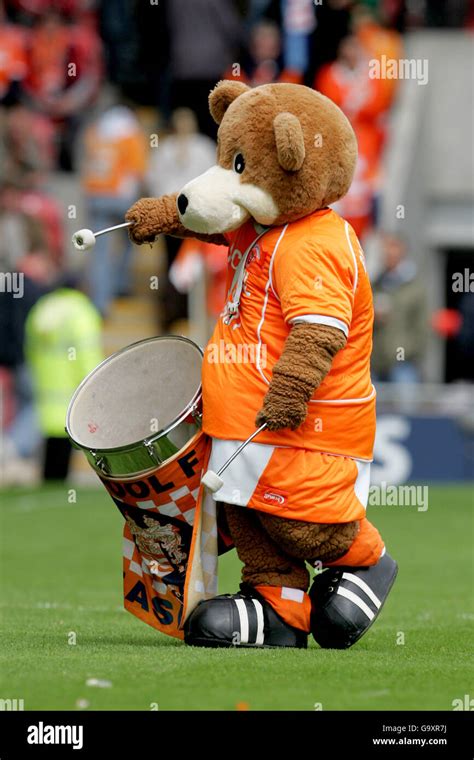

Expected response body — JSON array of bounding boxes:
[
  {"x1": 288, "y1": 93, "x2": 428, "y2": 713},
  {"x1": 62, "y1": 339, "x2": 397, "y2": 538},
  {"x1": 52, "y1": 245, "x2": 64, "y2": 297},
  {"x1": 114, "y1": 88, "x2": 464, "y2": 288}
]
[
  {"x1": 72, "y1": 221, "x2": 133, "y2": 251},
  {"x1": 201, "y1": 423, "x2": 268, "y2": 493}
]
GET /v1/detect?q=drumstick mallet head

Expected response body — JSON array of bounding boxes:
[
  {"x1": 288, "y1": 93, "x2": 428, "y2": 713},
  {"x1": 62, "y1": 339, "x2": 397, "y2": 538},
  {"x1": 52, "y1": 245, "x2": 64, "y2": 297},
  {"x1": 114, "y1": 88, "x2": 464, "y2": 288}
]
[
  {"x1": 201, "y1": 423, "x2": 267, "y2": 493},
  {"x1": 72, "y1": 221, "x2": 133, "y2": 251}
]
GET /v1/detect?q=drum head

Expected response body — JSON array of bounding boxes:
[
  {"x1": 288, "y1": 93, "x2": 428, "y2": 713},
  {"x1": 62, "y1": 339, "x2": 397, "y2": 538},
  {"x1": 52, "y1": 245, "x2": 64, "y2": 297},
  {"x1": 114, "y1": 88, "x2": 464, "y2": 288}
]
[{"x1": 67, "y1": 336, "x2": 202, "y2": 450}]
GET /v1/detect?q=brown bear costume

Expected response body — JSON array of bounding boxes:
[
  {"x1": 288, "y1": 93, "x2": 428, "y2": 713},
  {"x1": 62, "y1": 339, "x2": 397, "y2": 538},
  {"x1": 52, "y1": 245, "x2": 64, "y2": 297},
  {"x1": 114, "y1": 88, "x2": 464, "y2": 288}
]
[{"x1": 126, "y1": 82, "x2": 397, "y2": 649}]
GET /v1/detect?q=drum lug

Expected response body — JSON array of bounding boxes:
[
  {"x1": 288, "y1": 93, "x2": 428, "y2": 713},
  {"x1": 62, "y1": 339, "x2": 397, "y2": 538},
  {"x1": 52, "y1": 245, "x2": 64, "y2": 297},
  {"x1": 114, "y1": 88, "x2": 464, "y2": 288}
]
[
  {"x1": 144, "y1": 439, "x2": 160, "y2": 465},
  {"x1": 190, "y1": 403, "x2": 202, "y2": 426},
  {"x1": 91, "y1": 451, "x2": 110, "y2": 475}
]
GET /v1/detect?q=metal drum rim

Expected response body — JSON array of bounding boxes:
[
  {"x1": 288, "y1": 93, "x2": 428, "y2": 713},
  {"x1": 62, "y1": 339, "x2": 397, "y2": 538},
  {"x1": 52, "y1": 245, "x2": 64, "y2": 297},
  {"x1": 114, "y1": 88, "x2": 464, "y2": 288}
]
[
  {"x1": 65, "y1": 334, "x2": 203, "y2": 455},
  {"x1": 98, "y1": 429, "x2": 205, "y2": 482}
]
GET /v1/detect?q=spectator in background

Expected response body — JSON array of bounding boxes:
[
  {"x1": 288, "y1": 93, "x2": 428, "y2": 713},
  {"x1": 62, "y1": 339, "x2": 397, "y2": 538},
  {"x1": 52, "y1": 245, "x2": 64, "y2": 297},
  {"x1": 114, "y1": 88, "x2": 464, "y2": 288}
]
[
  {"x1": 0, "y1": 1, "x2": 27, "y2": 105},
  {"x1": 147, "y1": 108, "x2": 216, "y2": 328},
  {"x1": 0, "y1": 217, "x2": 54, "y2": 483},
  {"x1": 331, "y1": 121, "x2": 380, "y2": 239},
  {"x1": 100, "y1": 0, "x2": 144, "y2": 97},
  {"x1": 169, "y1": 237, "x2": 228, "y2": 338},
  {"x1": 22, "y1": 8, "x2": 102, "y2": 170},
  {"x1": 315, "y1": 34, "x2": 389, "y2": 152},
  {"x1": 315, "y1": 34, "x2": 389, "y2": 238},
  {"x1": 25, "y1": 274, "x2": 103, "y2": 481},
  {"x1": 280, "y1": 0, "x2": 316, "y2": 83},
  {"x1": 0, "y1": 175, "x2": 64, "y2": 267},
  {"x1": 165, "y1": 0, "x2": 242, "y2": 138},
  {"x1": 246, "y1": 19, "x2": 283, "y2": 84},
  {"x1": 225, "y1": 19, "x2": 283, "y2": 85},
  {"x1": 6, "y1": 0, "x2": 95, "y2": 18},
  {"x1": 352, "y1": 4, "x2": 404, "y2": 109},
  {"x1": 307, "y1": 0, "x2": 352, "y2": 83},
  {"x1": 371, "y1": 233, "x2": 427, "y2": 386},
  {"x1": 4, "y1": 104, "x2": 57, "y2": 173},
  {"x1": 81, "y1": 104, "x2": 147, "y2": 316},
  {"x1": 0, "y1": 183, "x2": 29, "y2": 270},
  {"x1": 245, "y1": 0, "x2": 281, "y2": 28},
  {"x1": 226, "y1": 17, "x2": 312, "y2": 87}
]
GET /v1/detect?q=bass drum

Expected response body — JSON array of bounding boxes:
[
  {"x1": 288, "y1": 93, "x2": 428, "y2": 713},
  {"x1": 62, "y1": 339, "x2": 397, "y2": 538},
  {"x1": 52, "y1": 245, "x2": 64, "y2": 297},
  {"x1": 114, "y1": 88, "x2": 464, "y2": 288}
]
[{"x1": 66, "y1": 335, "x2": 203, "y2": 478}]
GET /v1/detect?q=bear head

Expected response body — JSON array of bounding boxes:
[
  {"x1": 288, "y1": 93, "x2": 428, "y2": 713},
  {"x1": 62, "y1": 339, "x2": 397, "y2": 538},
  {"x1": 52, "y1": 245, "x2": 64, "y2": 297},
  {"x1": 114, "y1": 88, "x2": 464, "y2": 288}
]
[{"x1": 176, "y1": 80, "x2": 357, "y2": 235}]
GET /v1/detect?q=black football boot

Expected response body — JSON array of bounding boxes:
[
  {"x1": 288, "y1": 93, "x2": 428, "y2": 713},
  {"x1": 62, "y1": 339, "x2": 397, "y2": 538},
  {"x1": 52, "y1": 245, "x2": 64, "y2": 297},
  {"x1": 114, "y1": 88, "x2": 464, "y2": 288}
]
[
  {"x1": 184, "y1": 585, "x2": 307, "y2": 649},
  {"x1": 309, "y1": 551, "x2": 398, "y2": 649}
]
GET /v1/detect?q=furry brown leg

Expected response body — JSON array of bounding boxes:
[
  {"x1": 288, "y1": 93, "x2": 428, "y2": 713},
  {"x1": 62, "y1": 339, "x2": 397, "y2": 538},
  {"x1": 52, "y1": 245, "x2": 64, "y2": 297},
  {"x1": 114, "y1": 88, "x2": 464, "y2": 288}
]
[
  {"x1": 224, "y1": 504, "x2": 309, "y2": 589},
  {"x1": 258, "y1": 512, "x2": 359, "y2": 564}
]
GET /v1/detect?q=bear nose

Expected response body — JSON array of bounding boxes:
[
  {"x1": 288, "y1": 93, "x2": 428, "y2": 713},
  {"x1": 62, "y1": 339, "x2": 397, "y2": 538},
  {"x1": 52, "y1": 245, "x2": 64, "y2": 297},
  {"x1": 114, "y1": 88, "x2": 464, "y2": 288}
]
[{"x1": 177, "y1": 194, "x2": 189, "y2": 215}]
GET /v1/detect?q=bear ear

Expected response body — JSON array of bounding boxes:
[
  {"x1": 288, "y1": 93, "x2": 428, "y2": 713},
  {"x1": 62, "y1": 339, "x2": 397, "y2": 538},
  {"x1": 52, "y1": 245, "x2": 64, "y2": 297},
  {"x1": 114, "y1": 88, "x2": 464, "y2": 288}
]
[
  {"x1": 209, "y1": 80, "x2": 251, "y2": 125},
  {"x1": 273, "y1": 112, "x2": 306, "y2": 171}
]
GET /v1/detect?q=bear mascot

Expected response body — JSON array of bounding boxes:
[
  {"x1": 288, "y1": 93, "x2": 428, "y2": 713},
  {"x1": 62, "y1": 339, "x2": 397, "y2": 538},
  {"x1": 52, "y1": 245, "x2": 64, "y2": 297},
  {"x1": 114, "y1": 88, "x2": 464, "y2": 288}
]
[{"x1": 125, "y1": 81, "x2": 397, "y2": 649}]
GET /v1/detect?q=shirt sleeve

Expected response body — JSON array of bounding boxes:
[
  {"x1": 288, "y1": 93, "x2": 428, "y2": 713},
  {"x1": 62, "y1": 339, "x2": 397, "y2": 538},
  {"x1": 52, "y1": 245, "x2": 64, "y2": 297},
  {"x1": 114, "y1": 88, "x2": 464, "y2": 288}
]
[{"x1": 273, "y1": 239, "x2": 355, "y2": 337}]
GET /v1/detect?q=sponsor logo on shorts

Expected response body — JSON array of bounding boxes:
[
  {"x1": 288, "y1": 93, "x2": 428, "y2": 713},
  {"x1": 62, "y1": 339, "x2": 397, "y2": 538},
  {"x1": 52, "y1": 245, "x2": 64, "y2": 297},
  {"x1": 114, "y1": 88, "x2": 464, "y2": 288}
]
[{"x1": 263, "y1": 490, "x2": 286, "y2": 505}]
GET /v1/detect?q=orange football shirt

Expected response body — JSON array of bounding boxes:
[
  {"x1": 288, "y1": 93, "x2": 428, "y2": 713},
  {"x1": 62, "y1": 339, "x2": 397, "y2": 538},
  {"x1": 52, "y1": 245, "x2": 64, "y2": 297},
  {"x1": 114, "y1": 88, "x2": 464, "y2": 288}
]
[
  {"x1": 202, "y1": 208, "x2": 376, "y2": 461},
  {"x1": 83, "y1": 128, "x2": 147, "y2": 196},
  {"x1": 0, "y1": 27, "x2": 27, "y2": 98}
]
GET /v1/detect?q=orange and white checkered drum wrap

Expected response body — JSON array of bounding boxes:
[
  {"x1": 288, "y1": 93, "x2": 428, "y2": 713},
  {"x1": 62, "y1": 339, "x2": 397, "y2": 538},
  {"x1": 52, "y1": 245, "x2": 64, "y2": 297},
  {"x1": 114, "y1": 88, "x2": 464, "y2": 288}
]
[{"x1": 100, "y1": 432, "x2": 219, "y2": 639}]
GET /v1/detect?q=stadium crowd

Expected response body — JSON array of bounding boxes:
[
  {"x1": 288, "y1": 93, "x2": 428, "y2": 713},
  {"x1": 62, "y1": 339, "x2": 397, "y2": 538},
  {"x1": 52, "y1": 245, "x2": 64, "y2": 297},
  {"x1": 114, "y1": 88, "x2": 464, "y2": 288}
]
[{"x1": 0, "y1": 0, "x2": 472, "y2": 483}]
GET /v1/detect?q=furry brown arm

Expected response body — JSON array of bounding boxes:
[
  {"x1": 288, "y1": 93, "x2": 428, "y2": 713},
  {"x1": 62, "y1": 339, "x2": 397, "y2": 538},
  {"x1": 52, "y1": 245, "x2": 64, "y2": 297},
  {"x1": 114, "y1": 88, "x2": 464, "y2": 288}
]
[
  {"x1": 125, "y1": 194, "x2": 227, "y2": 246},
  {"x1": 256, "y1": 323, "x2": 347, "y2": 431}
]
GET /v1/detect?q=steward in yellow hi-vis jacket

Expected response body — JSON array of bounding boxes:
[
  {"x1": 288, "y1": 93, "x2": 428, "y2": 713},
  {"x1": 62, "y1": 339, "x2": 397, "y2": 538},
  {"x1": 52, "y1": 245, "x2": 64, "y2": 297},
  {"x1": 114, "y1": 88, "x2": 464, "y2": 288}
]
[{"x1": 25, "y1": 286, "x2": 103, "y2": 479}]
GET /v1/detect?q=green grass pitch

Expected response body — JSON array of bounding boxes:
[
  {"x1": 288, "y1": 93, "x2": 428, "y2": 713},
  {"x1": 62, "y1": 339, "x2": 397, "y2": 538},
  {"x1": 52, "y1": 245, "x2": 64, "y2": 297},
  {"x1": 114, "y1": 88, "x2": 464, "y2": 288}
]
[{"x1": 0, "y1": 483, "x2": 472, "y2": 711}]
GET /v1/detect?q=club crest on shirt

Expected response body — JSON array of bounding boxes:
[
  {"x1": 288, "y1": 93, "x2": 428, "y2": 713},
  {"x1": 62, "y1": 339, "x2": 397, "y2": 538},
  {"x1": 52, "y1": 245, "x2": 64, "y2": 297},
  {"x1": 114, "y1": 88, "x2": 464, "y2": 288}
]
[
  {"x1": 229, "y1": 247, "x2": 243, "y2": 269},
  {"x1": 246, "y1": 243, "x2": 262, "y2": 268}
]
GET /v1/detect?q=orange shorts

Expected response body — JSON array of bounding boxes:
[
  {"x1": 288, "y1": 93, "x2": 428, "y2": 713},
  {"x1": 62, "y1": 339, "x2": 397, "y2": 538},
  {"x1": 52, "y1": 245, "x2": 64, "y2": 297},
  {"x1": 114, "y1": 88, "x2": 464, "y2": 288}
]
[{"x1": 208, "y1": 438, "x2": 371, "y2": 524}]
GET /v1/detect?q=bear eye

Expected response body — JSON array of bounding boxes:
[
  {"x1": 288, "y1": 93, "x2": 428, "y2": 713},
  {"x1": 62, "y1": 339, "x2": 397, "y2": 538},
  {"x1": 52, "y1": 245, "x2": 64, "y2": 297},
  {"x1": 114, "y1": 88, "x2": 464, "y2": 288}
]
[{"x1": 234, "y1": 153, "x2": 245, "y2": 174}]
